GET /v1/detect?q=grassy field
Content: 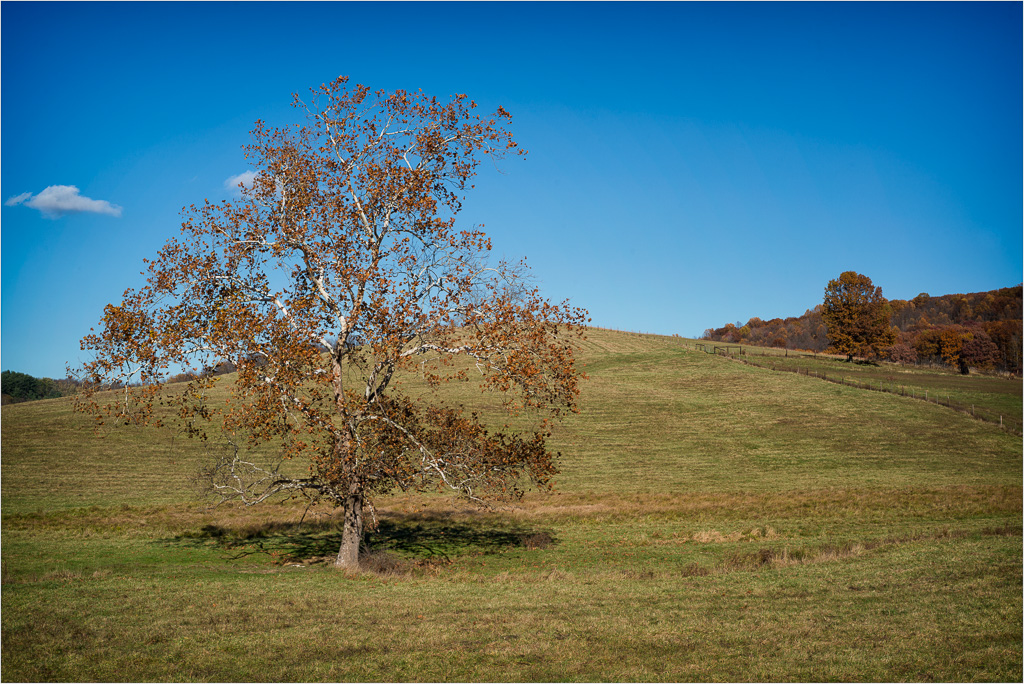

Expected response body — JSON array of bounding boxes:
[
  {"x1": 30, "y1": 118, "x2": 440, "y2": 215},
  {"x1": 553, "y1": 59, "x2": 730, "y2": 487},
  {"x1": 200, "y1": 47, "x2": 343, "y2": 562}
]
[
  {"x1": 701, "y1": 341, "x2": 1022, "y2": 433},
  {"x1": 2, "y1": 329, "x2": 1021, "y2": 681}
]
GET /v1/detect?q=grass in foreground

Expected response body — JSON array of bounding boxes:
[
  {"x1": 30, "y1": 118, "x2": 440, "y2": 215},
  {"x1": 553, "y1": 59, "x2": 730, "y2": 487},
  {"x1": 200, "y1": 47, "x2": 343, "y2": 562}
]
[
  {"x1": 2, "y1": 329, "x2": 1021, "y2": 681},
  {"x1": 3, "y1": 492, "x2": 1019, "y2": 682}
]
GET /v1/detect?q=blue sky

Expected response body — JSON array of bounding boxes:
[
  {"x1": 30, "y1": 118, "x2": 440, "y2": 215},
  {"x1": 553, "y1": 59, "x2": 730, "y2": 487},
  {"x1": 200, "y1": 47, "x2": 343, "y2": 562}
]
[{"x1": 2, "y1": 1, "x2": 1021, "y2": 378}]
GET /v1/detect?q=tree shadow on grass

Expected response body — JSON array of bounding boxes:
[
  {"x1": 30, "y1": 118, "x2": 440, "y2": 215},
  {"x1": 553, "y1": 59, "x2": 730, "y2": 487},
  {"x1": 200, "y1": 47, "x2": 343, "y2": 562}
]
[
  {"x1": 164, "y1": 513, "x2": 556, "y2": 566},
  {"x1": 367, "y1": 518, "x2": 555, "y2": 561}
]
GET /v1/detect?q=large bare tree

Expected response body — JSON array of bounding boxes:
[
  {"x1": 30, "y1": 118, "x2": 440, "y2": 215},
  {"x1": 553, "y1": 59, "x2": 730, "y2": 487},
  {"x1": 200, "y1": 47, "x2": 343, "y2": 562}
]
[{"x1": 75, "y1": 77, "x2": 587, "y2": 568}]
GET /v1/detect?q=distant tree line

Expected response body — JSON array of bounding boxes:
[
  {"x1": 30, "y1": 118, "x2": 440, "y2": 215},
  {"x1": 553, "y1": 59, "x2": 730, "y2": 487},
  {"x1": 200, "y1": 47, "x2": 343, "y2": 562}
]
[
  {"x1": 1, "y1": 371, "x2": 82, "y2": 405},
  {"x1": 164, "y1": 359, "x2": 240, "y2": 384},
  {"x1": 3, "y1": 359, "x2": 246, "y2": 405},
  {"x1": 702, "y1": 284, "x2": 1022, "y2": 375}
]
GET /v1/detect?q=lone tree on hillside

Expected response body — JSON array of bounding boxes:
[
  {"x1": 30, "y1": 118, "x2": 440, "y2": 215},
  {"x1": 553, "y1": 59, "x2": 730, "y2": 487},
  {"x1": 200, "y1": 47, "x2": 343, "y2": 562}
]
[
  {"x1": 74, "y1": 77, "x2": 588, "y2": 569},
  {"x1": 821, "y1": 271, "x2": 896, "y2": 361}
]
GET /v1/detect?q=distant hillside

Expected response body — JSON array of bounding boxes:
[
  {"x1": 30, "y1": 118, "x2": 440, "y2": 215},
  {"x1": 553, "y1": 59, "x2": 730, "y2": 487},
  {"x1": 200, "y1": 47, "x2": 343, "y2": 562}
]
[{"x1": 702, "y1": 285, "x2": 1022, "y2": 374}]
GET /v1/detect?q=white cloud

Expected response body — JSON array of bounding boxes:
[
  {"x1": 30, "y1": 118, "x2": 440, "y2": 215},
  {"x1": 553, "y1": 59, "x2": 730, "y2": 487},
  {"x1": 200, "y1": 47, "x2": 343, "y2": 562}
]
[
  {"x1": 4, "y1": 185, "x2": 122, "y2": 219},
  {"x1": 224, "y1": 171, "x2": 257, "y2": 193},
  {"x1": 5, "y1": 192, "x2": 33, "y2": 207}
]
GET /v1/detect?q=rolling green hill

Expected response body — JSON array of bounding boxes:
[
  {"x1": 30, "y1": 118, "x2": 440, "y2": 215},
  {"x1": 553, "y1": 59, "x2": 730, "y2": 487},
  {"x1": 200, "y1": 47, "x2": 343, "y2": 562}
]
[{"x1": 2, "y1": 328, "x2": 1021, "y2": 681}]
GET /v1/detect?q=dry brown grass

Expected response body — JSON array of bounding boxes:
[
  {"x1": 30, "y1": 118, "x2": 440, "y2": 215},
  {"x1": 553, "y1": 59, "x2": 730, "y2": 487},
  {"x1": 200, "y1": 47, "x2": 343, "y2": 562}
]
[
  {"x1": 4, "y1": 483, "x2": 1018, "y2": 540},
  {"x1": 494, "y1": 484, "x2": 1022, "y2": 522}
]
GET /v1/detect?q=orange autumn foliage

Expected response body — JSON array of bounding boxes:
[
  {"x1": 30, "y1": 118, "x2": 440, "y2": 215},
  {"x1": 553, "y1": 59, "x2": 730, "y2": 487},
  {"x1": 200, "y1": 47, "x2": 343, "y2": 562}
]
[{"x1": 74, "y1": 77, "x2": 588, "y2": 567}]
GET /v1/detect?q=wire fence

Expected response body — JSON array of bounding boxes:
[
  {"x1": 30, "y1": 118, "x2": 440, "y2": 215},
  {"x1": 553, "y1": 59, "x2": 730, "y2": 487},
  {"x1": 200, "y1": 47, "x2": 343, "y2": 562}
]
[{"x1": 696, "y1": 344, "x2": 1022, "y2": 436}]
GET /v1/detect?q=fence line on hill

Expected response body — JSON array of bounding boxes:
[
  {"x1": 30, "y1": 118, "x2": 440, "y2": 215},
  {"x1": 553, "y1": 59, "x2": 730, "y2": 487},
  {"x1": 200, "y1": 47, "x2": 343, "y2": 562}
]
[
  {"x1": 692, "y1": 343, "x2": 1022, "y2": 436},
  {"x1": 587, "y1": 326, "x2": 688, "y2": 339}
]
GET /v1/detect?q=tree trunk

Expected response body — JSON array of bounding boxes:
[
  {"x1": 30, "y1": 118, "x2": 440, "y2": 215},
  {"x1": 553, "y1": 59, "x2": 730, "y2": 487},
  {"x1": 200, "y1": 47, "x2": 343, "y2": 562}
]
[
  {"x1": 330, "y1": 344, "x2": 364, "y2": 569},
  {"x1": 335, "y1": 486, "x2": 364, "y2": 569}
]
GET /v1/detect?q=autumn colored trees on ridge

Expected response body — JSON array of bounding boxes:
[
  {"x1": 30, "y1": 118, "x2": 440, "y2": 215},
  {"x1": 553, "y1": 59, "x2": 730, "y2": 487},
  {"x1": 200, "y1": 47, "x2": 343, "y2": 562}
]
[{"x1": 702, "y1": 280, "x2": 1022, "y2": 375}]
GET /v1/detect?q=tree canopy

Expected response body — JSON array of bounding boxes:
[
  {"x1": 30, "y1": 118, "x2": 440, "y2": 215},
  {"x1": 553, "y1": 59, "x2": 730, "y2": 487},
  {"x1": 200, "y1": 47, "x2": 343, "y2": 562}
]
[
  {"x1": 821, "y1": 271, "x2": 896, "y2": 362},
  {"x1": 74, "y1": 77, "x2": 588, "y2": 568}
]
